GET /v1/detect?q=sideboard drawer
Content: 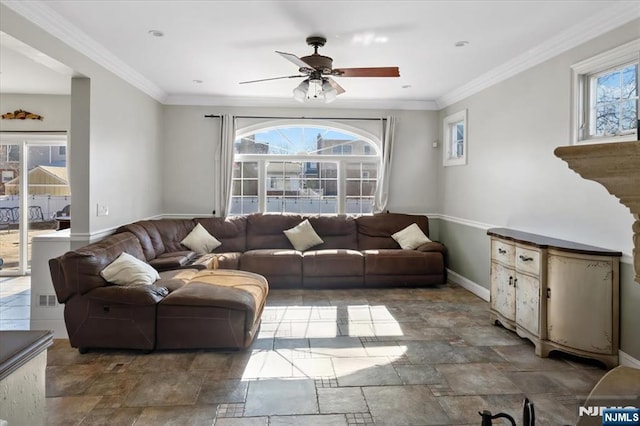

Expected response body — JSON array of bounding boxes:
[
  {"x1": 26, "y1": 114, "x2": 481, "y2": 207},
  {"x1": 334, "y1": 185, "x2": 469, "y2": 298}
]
[
  {"x1": 491, "y1": 239, "x2": 515, "y2": 266},
  {"x1": 516, "y1": 246, "x2": 540, "y2": 275}
]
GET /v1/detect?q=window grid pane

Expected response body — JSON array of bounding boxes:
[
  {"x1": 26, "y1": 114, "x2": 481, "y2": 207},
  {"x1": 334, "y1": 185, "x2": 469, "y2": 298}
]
[
  {"x1": 448, "y1": 121, "x2": 465, "y2": 159},
  {"x1": 590, "y1": 63, "x2": 638, "y2": 137},
  {"x1": 231, "y1": 161, "x2": 259, "y2": 215},
  {"x1": 345, "y1": 162, "x2": 378, "y2": 214}
]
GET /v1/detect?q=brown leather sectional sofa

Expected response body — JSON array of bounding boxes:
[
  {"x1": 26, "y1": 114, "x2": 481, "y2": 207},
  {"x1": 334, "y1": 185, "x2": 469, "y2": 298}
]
[{"x1": 49, "y1": 213, "x2": 446, "y2": 352}]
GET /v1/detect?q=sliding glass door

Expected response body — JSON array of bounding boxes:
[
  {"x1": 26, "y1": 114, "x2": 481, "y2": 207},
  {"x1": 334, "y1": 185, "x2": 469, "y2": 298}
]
[{"x1": 0, "y1": 134, "x2": 69, "y2": 276}]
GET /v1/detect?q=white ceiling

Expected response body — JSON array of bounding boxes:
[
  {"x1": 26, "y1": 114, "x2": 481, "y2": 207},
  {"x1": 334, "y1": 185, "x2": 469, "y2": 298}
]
[{"x1": 1, "y1": 0, "x2": 639, "y2": 109}]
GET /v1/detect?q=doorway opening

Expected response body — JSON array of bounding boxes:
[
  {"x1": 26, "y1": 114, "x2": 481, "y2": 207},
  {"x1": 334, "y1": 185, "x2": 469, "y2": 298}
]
[{"x1": 0, "y1": 133, "x2": 69, "y2": 276}]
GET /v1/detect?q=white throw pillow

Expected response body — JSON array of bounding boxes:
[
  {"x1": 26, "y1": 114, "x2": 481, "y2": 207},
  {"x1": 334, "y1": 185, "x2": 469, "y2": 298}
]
[
  {"x1": 392, "y1": 223, "x2": 432, "y2": 250},
  {"x1": 181, "y1": 223, "x2": 222, "y2": 255},
  {"x1": 284, "y1": 219, "x2": 324, "y2": 251},
  {"x1": 100, "y1": 252, "x2": 160, "y2": 286}
]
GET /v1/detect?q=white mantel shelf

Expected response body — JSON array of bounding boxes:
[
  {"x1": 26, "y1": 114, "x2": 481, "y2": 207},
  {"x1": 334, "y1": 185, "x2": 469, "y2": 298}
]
[{"x1": 554, "y1": 141, "x2": 640, "y2": 282}]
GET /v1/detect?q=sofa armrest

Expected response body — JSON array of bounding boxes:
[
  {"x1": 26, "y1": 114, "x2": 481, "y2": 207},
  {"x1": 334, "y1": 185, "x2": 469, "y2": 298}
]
[
  {"x1": 84, "y1": 284, "x2": 168, "y2": 306},
  {"x1": 149, "y1": 251, "x2": 197, "y2": 271},
  {"x1": 417, "y1": 241, "x2": 448, "y2": 268},
  {"x1": 416, "y1": 241, "x2": 447, "y2": 254}
]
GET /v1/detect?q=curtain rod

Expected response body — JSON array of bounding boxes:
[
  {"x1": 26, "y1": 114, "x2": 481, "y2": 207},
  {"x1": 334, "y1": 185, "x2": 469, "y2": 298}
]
[{"x1": 204, "y1": 114, "x2": 386, "y2": 122}]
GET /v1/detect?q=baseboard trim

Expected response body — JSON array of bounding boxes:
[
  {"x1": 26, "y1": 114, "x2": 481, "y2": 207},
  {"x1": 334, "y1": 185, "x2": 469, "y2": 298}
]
[
  {"x1": 447, "y1": 269, "x2": 490, "y2": 302},
  {"x1": 619, "y1": 350, "x2": 640, "y2": 368}
]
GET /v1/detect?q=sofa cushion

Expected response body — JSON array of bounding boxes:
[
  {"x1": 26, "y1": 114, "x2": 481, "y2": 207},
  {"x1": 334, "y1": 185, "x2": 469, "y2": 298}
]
[
  {"x1": 357, "y1": 213, "x2": 431, "y2": 250},
  {"x1": 363, "y1": 249, "x2": 443, "y2": 276},
  {"x1": 118, "y1": 220, "x2": 177, "y2": 260},
  {"x1": 100, "y1": 252, "x2": 160, "y2": 286},
  {"x1": 392, "y1": 223, "x2": 432, "y2": 250},
  {"x1": 284, "y1": 219, "x2": 324, "y2": 251},
  {"x1": 152, "y1": 219, "x2": 197, "y2": 253},
  {"x1": 59, "y1": 232, "x2": 147, "y2": 296},
  {"x1": 307, "y1": 215, "x2": 358, "y2": 250},
  {"x1": 181, "y1": 223, "x2": 222, "y2": 254},
  {"x1": 116, "y1": 222, "x2": 158, "y2": 261},
  {"x1": 196, "y1": 216, "x2": 247, "y2": 253},
  {"x1": 303, "y1": 249, "x2": 364, "y2": 277},
  {"x1": 157, "y1": 269, "x2": 201, "y2": 292},
  {"x1": 246, "y1": 213, "x2": 303, "y2": 250},
  {"x1": 240, "y1": 249, "x2": 302, "y2": 288},
  {"x1": 214, "y1": 252, "x2": 242, "y2": 270},
  {"x1": 302, "y1": 249, "x2": 364, "y2": 288}
]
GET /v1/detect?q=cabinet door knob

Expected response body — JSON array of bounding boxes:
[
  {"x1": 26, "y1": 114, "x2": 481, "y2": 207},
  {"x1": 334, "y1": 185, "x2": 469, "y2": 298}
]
[
  {"x1": 509, "y1": 276, "x2": 513, "y2": 286},
  {"x1": 513, "y1": 278, "x2": 518, "y2": 288},
  {"x1": 546, "y1": 288, "x2": 551, "y2": 299},
  {"x1": 519, "y1": 254, "x2": 533, "y2": 262},
  {"x1": 498, "y1": 248, "x2": 507, "y2": 254}
]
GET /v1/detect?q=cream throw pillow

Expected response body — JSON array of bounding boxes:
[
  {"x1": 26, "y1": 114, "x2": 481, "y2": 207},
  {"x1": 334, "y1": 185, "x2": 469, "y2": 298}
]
[
  {"x1": 100, "y1": 252, "x2": 160, "y2": 286},
  {"x1": 181, "y1": 223, "x2": 222, "y2": 255},
  {"x1": 284, "y1": 219, "x2": 324, "y2": 251},
  {"x1": 392, "y1": 223, "x2": 432, "y2": 250}
]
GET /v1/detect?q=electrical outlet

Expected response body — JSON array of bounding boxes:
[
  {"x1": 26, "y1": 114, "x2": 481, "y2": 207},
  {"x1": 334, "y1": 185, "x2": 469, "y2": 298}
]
[
  {"x1": 96, "y1": 204, "x2": 109, "y2": 216},
  {"x1": 38, "y1": 295, "x2": 57, "y2": 307}
]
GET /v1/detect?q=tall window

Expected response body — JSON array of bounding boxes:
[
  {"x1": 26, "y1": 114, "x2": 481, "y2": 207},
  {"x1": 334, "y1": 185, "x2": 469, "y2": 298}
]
[
  {"x1": 230, "y1": 126, "x2": 380, "y2": 215},
  {"x1": 572, "y1": 39, "x2": 639, "y2": 144}
]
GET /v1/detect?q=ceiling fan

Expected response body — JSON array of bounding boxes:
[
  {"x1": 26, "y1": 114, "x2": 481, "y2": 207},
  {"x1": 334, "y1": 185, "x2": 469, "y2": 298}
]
[{"x1": 239, "y1": 36, "x2": 400, "y2": 103}]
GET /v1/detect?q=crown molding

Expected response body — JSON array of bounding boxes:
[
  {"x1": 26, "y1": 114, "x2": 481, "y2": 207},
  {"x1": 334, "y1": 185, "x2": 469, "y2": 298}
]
[
  {"x1": 436, "y1": 1, "x2": 640, "y2": 109},
  {"x1": 164, "y1": 94, "x2": 439, "y2": 111},
  {"x1": 4, "y1": 0, "x2": 637, "y2": 111},
  {"x1": 1, "y1": 0, "x2": 167, "y2": 103}
]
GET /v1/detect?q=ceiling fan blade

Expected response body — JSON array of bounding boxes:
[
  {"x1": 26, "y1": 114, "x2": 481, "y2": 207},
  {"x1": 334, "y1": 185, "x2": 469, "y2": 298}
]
[
  {"x1": 276, "y1": 51, "x2": 314, "y2": 71},
  {"x1": 333, "y1": 67, "x2": 400, "y2": 77},
  {"x1": 326, "y1": 77, "x2": 346, "y2": 95},
  {"x1": 239, "y1": 75, "x2": 306, "y2": 84}
]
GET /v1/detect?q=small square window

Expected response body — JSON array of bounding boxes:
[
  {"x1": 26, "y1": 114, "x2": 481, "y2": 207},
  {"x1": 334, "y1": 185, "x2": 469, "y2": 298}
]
[
  {"x1": 571, "y1": 39, "x2": 639, "y2": 144},
  {"x1": 443, "y1": 110, "x2": 467, "y2": 167}
]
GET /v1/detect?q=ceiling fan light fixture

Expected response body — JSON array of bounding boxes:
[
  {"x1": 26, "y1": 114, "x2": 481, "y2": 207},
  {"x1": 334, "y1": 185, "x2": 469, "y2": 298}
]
[
  {"x1": 292, "y1": 77, "x2": 338, "y2": 104},
  {"x1": 322, "y1": 80, "x2": 338, "y2": 103},
  {"x1": 308, "y1": 78, "x2": 323, "y2": 100},
  {"x1": 293, "y1": 79, "x2": 309, "y2": 102}
]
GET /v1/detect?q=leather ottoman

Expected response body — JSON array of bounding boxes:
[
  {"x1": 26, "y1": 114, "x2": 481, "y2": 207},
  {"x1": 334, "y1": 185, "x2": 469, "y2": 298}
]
[{"x1": 156, "y1": 269, "x2": 268, "y2": 350}]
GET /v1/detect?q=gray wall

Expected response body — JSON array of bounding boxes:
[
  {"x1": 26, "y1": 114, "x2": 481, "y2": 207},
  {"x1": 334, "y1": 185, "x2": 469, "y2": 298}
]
[
  {"x1": 436, "y1": 20, "x2": 640, "y2": 360},
  {"x1": 0, "y1": 94, "x2": 70, "y2": 132},
  {"x1": 161, "y1": 106, "x2": 439, "y2": 216},
  {"x1": 1, "y1": 4, "x2": 164, "y2": 242}
]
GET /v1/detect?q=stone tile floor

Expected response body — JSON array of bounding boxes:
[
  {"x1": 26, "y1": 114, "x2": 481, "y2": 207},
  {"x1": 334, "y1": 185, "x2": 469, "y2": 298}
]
[
  {"x1": 6, "y1": 278, "x2": 608, "y2": 425},
  {"x1": 0, "y1": 275, "x2": 31, "y2": 330}
]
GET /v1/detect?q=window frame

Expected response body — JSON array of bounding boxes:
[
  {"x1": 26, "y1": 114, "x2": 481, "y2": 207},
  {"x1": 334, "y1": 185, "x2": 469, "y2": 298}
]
[
  {"x1": 442, "y1": 109, "x2": 468, "y2": 167},
  {"x1": 571, "y1": 38, "x2": 639, "y2": 145},
  {"x1": 231, "y1": 122, "x2": 381, "y2": 216}
]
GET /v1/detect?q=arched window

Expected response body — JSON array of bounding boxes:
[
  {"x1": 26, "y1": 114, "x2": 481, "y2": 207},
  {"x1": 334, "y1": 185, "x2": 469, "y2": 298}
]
[{"x1": 230, "y1": 124, "x2": 381, "y2": 215}]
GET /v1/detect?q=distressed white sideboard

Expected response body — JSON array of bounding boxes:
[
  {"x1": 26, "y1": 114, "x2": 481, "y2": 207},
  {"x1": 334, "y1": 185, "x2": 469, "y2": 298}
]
[{"x1": 488, "y1": 228, "x2": 621, "y2": 368}]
